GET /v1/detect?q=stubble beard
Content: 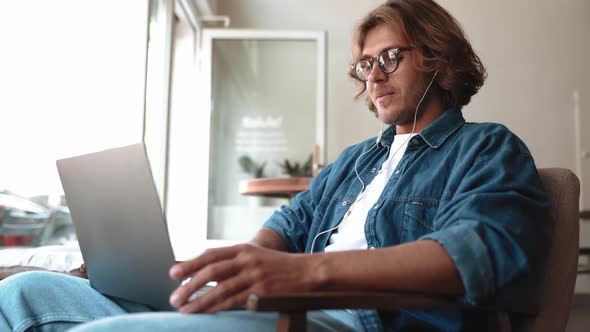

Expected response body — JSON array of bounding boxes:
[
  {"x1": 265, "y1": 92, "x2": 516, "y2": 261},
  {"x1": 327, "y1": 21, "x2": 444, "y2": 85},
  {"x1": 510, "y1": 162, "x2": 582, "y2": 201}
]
[{"x1": 377, "y1": 103, "x2": 420, "y2": 127}]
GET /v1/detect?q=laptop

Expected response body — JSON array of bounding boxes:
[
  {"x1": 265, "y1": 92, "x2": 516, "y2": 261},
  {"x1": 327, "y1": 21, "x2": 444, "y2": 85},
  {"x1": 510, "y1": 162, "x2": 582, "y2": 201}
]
[{"x1": 56, "y1": 143, "x2": 182, "y2": 311}]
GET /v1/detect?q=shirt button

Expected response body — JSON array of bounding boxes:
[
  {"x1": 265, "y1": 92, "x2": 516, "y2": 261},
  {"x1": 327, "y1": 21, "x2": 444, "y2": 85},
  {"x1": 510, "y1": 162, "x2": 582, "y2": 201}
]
[
  {"x1": 370, "y1": 168, "x2": 377, "y2": 173},
  {"x1": 342, "y1": 201, "x2": 347, "y2": 206},
  {"x1": 394, "y1": 170, "x2": 400, "y2": 175},
  {"x1": 373, "y1": 204, "x2": 379, "y2": 209}
]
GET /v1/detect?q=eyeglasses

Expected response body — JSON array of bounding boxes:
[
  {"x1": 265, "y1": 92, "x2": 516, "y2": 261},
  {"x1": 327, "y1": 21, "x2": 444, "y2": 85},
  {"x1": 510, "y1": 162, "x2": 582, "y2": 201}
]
[{"x1": 352, "y1": 47, "x2": 410, "y2": 81}]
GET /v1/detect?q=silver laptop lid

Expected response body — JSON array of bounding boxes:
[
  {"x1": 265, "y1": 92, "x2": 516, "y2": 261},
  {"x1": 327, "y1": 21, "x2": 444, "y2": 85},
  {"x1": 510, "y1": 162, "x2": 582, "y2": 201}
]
[{"x1": 56, "y1": 143, "x2": 179, "y2": 310}]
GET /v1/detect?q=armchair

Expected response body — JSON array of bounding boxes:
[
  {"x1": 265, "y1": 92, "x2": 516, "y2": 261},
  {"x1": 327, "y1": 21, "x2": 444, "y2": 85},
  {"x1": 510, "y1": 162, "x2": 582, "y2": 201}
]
[{"x1": 246, "y1": 168, "x2": 580, "y2": 332}]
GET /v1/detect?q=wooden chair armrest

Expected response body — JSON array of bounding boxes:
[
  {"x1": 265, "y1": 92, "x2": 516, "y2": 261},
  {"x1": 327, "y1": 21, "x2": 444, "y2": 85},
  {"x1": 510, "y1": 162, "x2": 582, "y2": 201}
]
[
  {"x1": 246, "y1": 290, "x2": 456, "y2": 312},
  {"x1": 246, "y1": 291, "x2": 512, "y2": 332}
]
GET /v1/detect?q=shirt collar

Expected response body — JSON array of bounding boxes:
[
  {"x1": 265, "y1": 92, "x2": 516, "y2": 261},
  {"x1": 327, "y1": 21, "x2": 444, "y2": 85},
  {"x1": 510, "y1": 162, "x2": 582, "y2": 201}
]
[{"x1": 379, "y1": 106, "x2": 464, "y2": 149}]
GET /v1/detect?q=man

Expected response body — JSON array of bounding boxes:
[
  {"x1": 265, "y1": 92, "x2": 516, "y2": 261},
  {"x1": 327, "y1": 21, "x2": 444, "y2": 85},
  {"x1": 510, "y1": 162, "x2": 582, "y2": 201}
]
[{"x1": 0, "y1": 0, "x2": 548, "y2": 331}]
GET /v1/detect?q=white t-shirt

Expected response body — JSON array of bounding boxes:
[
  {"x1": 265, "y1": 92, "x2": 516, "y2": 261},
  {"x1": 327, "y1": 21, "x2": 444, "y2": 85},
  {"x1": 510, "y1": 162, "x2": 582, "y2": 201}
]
[{"x1": 324, "y1": 133, "x2": 416, "y2": 252}]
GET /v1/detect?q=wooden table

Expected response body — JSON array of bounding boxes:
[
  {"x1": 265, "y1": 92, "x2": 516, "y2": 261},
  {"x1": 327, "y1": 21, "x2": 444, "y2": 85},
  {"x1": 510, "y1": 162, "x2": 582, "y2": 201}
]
[{"x1": 239, "y1": 177, "x2": 312, "y2": 199}]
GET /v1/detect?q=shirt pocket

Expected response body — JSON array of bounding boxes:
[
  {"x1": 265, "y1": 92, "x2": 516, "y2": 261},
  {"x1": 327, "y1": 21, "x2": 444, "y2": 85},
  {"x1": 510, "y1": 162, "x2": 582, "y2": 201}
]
[{"x1": 401, "y1": 200, "x2": 436, "y2": 243}]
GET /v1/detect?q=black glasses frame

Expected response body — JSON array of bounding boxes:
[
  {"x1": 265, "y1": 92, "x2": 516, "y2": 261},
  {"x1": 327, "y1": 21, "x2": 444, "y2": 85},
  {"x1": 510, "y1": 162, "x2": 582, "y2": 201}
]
[{"x1": 352, "y1": 47, "x2": 411, "y2": 81}]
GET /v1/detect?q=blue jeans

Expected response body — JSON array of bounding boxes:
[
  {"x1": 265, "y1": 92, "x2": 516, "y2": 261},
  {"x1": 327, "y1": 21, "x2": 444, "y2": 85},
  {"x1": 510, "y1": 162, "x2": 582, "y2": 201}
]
[{"x1": 0, "y1": 271, "x2": 360, "y2": 332}]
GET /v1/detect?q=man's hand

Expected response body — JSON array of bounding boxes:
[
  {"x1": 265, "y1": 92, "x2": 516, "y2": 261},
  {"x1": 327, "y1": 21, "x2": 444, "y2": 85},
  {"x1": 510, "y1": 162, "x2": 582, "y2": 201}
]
[{"x1": 168, "y1": 243, "x2": 319, "y2": 313}]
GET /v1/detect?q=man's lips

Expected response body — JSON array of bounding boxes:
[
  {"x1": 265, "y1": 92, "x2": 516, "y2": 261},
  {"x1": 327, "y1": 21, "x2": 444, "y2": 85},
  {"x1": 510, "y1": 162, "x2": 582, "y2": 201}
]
[{"x1": 376, "y1": 91, "x2": 395, "y2": 103}]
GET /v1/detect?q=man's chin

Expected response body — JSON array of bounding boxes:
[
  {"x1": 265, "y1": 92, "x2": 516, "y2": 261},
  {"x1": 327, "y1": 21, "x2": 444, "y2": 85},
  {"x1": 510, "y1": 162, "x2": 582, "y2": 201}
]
[
  {"x1": 377, "y1": 109, "x2": 405, "y2": 125},
  {"x1": 378, "y1": 112, "x2": 418, "y2": 128}
]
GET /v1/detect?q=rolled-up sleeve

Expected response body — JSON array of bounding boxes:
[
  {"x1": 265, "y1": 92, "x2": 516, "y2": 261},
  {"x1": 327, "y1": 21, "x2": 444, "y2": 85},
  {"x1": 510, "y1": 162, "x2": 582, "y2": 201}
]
[{"x1": 420, "y1": 142, "x2": 550, "y2": 305}]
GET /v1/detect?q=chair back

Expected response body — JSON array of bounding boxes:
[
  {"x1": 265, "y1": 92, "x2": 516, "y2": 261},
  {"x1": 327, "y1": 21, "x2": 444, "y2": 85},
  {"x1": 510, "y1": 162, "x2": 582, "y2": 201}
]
[{"x1": 520, "y1": 168, "x2": 580, "y2": 332}]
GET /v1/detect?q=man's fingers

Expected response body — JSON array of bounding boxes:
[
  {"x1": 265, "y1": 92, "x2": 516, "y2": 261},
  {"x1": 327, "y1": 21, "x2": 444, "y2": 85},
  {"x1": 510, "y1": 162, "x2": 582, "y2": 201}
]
[
  {"x1": 169, "y1": 245, "x2": 242, "y2": 280},
  {"x1": 179, "y1": 274, "x2": 252, "y2": 313},
  {"x1": 170, "y1": 259, "x2": 241, "y2": 307},
  {"x1": 201, "y1": 288, "x2": 252, "y2": 314}
]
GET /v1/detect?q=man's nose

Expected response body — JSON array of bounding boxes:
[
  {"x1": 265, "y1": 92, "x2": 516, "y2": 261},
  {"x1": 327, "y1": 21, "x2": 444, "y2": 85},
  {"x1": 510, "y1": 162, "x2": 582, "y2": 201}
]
[{"x1": 367, "y1": 63, "x2": 387, "y2": 83}]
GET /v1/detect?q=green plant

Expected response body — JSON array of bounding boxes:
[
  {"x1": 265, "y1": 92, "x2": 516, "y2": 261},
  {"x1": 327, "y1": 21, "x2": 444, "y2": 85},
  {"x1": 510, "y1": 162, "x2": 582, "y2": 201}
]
[
  {"x1": 238, "y1": 155, "x2": 266, "y2": 178},
  {"x1": 277, "y1": 154, "x2": 313, "y2": 177}
]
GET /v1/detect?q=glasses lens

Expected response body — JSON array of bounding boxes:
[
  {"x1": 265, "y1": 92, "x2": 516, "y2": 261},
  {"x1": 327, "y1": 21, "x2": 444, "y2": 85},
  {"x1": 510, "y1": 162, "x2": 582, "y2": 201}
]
[
  {"x1": 378, "y1": 49, "x2": 399, "y2": 74},
  {"x1": 355, "y1": 60, "x2": 372, "y2": 81}
]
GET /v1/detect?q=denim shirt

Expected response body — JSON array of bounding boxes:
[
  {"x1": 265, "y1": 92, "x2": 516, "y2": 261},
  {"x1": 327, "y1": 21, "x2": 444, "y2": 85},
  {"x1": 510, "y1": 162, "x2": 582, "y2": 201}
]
[{"x1": 263, "y1": 108, "x2": 549, "y2": 332}]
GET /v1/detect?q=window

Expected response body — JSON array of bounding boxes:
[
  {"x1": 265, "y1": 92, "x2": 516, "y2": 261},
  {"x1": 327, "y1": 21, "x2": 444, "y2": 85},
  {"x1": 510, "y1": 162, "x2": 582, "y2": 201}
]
[
  {"x1": 0, "y1": 0, "x2": 149, "y2": 247},
  {"x1": 0, "y1": 0, "x2": 149, "y2": 197}
]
